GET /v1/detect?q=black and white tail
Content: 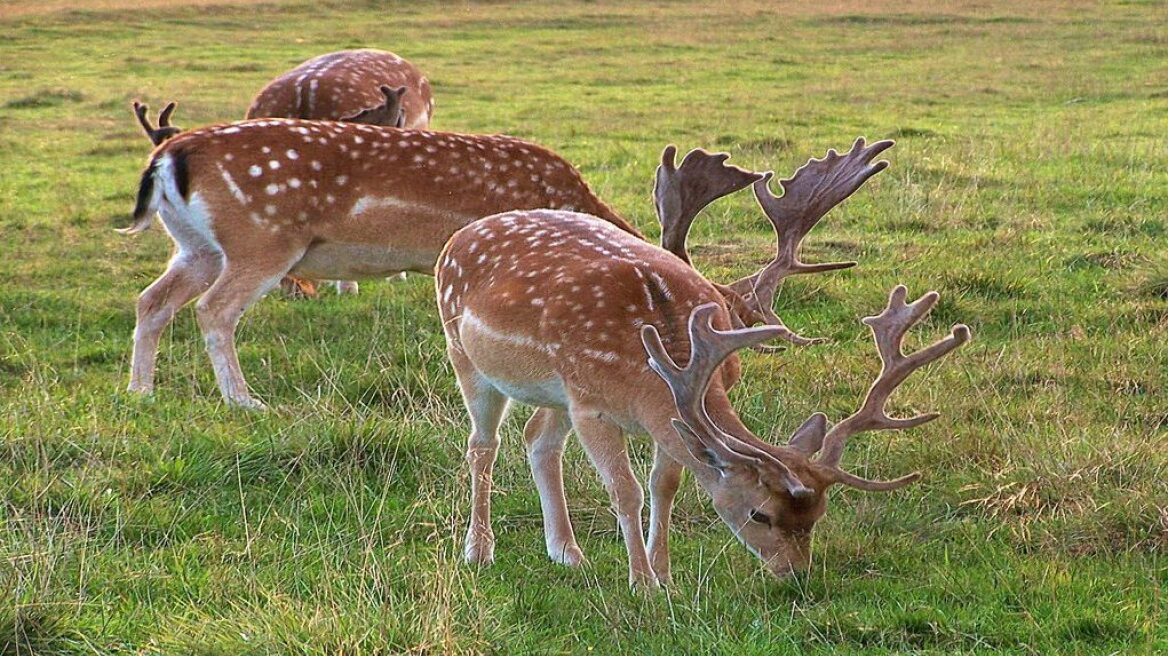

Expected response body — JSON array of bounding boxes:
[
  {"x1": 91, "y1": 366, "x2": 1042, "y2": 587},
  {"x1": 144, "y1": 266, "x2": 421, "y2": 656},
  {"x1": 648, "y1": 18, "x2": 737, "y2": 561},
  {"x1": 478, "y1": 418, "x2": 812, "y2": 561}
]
[{"x1": 119, "y1": 148, "x2": 189, "y2": 235}]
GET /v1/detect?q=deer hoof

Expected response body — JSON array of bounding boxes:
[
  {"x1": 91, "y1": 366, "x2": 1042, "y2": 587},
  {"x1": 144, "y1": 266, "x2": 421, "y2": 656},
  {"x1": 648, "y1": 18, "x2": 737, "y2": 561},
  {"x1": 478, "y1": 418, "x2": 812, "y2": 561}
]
[
  {"x1": 548, "y1": 542, "x2": 585, "y2": 567},
  {"x1": 464, "y1": 531, "x2": 495, "y2": 565}
]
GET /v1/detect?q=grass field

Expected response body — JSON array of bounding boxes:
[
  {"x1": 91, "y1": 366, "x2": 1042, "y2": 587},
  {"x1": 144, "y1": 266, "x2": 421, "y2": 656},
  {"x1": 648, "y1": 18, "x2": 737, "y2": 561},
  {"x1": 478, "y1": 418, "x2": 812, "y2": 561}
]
[{"x1": 1, "y1": 0, "x2": 1166, "y2": 653}]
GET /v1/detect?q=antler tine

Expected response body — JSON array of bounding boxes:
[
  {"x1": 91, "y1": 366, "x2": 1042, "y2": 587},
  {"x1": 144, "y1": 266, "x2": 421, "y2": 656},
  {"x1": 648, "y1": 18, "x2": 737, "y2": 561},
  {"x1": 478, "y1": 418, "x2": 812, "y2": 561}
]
[
  {"x1": 132, "y1": 100, "x2": 181, "y2": 146},
  {"x1": 728, "y1": 138, "x2": 894, "y2": 343},
  {"x1": 158, "y1": 101, "x2": 177, "y2": 127},
  {"x1": 644, "y1": 304, "x2": 813, "y2": 494},
  {"x1": 133, "y1": 100, "x2": 152, "y2": 133},
  {"x1": 816, "y1": 285, "x2": 971, "y2": 483},
  {"x1": 641, "y1": 304, "x2": 782, "y2": 406},
  {"x1": 641, "y1": 303, "x2": 784, "y2": 425},
  {"x1": 654, "y1": 145, "x2": 764, "y2": 264}
]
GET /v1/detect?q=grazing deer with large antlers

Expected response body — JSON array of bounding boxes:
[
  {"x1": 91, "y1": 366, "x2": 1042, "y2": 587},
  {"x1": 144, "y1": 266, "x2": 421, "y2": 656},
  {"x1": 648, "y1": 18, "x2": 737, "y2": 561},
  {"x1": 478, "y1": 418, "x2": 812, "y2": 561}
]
[
  {"x1": 436, "y1": 142, "x2": 970, "y2": 586},
  {"x1": 123, "y1": 119, "x2": 637, "y2": 409}
]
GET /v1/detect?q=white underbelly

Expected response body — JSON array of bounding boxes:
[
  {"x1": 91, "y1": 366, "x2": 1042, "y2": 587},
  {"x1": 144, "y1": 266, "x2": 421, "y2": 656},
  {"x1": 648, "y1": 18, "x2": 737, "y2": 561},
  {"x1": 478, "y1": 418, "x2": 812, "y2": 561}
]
[
  {"x1": 485, "y1": 375, "x2": 569, "y2": 408},
  {"x1": 291, "y1": 242, "x2": 434, "y2": 279}
]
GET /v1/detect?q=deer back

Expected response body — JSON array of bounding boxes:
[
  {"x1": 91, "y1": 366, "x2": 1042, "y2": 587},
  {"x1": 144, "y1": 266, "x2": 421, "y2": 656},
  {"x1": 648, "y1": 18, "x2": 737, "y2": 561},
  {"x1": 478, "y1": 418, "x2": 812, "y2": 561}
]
[
  {"x1": 143, "y1": 120, "x2": 635, "y2": 253},
  {"x1": 438, "y1": 210, "x2": 737, "y2": 417}
]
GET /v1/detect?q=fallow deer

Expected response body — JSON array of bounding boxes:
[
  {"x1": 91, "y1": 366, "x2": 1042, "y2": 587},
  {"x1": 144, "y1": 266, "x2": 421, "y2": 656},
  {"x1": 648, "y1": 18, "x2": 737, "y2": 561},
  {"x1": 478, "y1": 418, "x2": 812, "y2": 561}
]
[
  {"x1": 248, "y1": 49, "x2": 434, "y2": 129},
  {"x1": 435, "y1": 144, "x2": 970, "y2": 587},
  {"x1": 123, "y1": 119, "x2": 640, "y2": 409}
]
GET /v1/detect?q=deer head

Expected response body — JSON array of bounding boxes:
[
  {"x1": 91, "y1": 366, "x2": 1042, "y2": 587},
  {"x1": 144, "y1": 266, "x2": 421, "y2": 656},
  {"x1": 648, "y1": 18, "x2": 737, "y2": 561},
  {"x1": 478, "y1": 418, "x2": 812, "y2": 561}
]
[
  {"x1": 642, "y1": 285, "x2": 970, "y2": 576},
  {"x1": 339, "y1": 85, "x2": 408, "y2": 127},
  {"x1": 132, "y1": 100, "x2": 182, "y2": 145}
]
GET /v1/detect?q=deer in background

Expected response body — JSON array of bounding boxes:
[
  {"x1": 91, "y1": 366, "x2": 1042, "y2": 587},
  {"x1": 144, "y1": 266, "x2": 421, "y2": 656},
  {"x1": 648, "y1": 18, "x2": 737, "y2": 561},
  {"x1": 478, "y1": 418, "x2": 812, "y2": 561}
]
[
  {"x1": 122, "y1": 119, "x2": 641, "y2": 409},
  {"x1": 248, "y1": 49, "x2": 434, "y2": 129},
  {"x1": 436, "y1": 141, "x2": 970, "y2": 586}
]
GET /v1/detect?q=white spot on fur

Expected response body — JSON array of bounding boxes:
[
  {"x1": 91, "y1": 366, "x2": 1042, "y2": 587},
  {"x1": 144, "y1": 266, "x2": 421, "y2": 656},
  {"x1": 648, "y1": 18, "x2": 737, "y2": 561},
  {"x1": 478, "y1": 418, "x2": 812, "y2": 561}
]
[{"x1": 215, "y1": 164, "x2": 248, "y2": 206}]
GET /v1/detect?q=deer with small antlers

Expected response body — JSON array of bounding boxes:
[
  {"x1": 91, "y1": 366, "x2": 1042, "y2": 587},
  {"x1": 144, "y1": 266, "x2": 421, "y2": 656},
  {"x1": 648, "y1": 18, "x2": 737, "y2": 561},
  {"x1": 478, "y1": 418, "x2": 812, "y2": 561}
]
[
  {"x1": 436, "y1": 140, "x2": 971, "y2": 586},
  {"x1": 122, "y1": 119, "x2": 643, "y2": 409},
  {"x1": 133, "y1": 89, "x2": 408, "y2": 299}
]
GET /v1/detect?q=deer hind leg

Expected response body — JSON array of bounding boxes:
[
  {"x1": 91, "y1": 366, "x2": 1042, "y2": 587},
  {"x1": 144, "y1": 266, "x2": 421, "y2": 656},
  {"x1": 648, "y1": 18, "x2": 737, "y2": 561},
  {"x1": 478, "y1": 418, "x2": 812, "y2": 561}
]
[
  {"x1": 523, "y1": 408, "x2": 584, "y2": 566},
  {"x1": 194, "y1": 251, "x2": 302, "y2": 410},
  {"x1": 647, "y1": 445, "x2": 684, "y2": 586},
  {"x1": 571, "y1": 407, "x2": 656, "y2": 589},
  {"x1": 128, "y1": 249, "x2": 222, "y2": 395},
  {"x1": 449, "y1": 349, "x2": 509, "y2": 565},
  {"x1": 279, "y1": 275, "x2": 318, "y2": 300}
]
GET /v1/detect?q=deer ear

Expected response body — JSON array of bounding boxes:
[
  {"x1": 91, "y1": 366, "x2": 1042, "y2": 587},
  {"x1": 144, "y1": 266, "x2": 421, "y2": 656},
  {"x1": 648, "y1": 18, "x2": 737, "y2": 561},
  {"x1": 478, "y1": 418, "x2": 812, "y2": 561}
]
[
  {"x1": 788, "y1": 412, "x2": 828, "y2": 455},
  {"x1": 381, "y1": 85, "x2": 408, "y2": 128}
]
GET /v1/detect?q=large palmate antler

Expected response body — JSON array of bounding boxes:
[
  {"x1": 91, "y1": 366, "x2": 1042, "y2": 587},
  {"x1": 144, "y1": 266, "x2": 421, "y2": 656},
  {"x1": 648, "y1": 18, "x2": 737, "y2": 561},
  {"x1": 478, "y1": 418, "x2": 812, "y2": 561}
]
[
  {"x1": 640, "y1": 304, "x2": 812, "y2": 496},
  {"x1": 794, "y1": 285, "x2": 971, "y2": 491},
  {"x1": 132, "y1": 101, "x2": 182, "y2": 146},
  {"x1": 654, "y1": 146, "x2": 764, "y2": 264},
  {"x1": 728, "y1": 138, "x2": 895, "y2": 345}
]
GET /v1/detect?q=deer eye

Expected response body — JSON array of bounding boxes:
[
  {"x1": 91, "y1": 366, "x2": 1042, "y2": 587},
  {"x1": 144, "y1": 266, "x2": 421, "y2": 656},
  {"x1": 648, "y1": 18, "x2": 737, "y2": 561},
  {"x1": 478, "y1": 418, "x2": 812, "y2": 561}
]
[{"x1": 749, "y1": 509, "x2": 773, "y2": 526}]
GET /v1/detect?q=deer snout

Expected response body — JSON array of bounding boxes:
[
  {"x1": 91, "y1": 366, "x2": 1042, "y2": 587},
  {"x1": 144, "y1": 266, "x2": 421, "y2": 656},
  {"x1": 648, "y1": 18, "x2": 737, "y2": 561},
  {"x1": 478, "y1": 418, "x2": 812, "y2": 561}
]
[{"x1": 763, "y1": 535, "x2": 812, "y2": 578}]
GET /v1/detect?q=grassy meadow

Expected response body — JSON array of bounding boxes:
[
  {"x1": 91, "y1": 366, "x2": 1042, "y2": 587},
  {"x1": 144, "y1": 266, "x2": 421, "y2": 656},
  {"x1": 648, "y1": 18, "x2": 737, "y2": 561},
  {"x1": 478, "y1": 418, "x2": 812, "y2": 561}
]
[{"x1": 1, "y1": 0, "x2": 1166, "y2": 653}]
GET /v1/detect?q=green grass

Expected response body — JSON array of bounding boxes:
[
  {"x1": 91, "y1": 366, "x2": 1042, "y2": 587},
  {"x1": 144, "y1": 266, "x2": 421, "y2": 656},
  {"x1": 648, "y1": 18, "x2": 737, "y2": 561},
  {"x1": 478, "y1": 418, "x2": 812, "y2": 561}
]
[{"x1": 1, "y1": 0, "x2": 1165, "y2": 653}]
